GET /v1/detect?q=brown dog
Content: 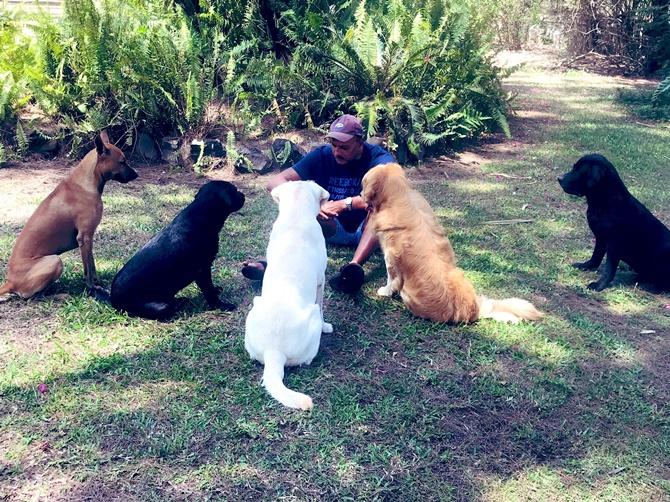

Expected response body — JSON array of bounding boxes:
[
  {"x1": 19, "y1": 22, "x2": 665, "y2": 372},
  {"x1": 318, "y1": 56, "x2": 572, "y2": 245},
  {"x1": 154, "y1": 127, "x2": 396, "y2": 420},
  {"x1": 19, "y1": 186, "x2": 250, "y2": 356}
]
[
  {"x1": 0, "y1": 131, "x2": 137, "y2": 300},
  {"x1": 362, "y1": 163, "x2": 543, "y2": 324}
]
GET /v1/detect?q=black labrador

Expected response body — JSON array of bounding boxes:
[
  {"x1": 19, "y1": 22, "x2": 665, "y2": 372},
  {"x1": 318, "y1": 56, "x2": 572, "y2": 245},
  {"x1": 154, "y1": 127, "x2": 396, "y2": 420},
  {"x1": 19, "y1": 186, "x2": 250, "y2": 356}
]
[
  {"x1": 111, "y1": 181, "x2": 245, "y2": 319},
  {"x1": 558, "y1": 154, "x2": 670, "y2": 291}
]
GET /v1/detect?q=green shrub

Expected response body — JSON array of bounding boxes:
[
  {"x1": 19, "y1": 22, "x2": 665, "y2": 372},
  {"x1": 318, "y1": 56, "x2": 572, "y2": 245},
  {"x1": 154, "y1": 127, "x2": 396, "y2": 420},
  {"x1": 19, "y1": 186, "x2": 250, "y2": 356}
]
[
  {"x1": 0, "y1": 8, "x2": 42, "y2": 141},
  {"x1": 0, "y1": 0, "x2": 512, "y2": 164},
  {"x1": 299, "y1": 0, "x2": 510, "y2": 162},
  {"x1": 32, "y1": 0, "x2": 225, "y2": 151},
  {"x1": 652, "y1": 75, "x2": 670, "y2": 108},
  {"x1": 616, "y1": 84, "x2": 670, "y2": 122}
]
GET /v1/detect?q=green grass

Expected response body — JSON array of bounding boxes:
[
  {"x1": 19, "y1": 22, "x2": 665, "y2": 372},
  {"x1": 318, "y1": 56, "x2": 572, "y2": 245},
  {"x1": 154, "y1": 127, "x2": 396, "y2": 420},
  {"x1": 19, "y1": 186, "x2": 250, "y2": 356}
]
[
  {"x1": 1, "y1": 67, "x2": 670, "y2": 500},
  {"x1": 615, "y1": 86, "x2": 670, "y2": 122}
]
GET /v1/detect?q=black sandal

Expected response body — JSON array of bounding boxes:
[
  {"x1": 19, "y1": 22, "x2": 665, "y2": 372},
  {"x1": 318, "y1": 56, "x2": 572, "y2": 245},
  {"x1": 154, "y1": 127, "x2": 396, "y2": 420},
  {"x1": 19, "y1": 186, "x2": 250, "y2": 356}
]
[
  {"x1": 329, "y1": 263, "x2": 364, "y2": 294},
  {"x1": 241, "y1": 260, "x2": 267, "y2": 281}
]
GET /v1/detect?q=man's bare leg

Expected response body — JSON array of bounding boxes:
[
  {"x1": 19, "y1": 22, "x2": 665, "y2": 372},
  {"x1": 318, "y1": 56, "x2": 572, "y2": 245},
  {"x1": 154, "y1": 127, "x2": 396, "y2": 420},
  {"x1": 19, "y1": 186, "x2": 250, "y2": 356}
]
[
  {"x1": 351, "y1": 221, "x2": 378, "y2": 266},
  {"x1": 319, "y1": 218, "x2": 337, "y2": 239}
]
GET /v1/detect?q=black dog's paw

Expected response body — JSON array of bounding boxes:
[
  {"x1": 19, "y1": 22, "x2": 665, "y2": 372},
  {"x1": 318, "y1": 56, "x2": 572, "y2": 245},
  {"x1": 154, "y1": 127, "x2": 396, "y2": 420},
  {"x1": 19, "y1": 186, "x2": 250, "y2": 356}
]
[
  {"x1": 587, "y1": 281, "x2": 606, "y2": 291},
  {"x1": 573, "y1": 261, "x2": 596, "y2": 271},
  {"x1": 87, "y1": 285, "x2": 111, "y2": 303}
]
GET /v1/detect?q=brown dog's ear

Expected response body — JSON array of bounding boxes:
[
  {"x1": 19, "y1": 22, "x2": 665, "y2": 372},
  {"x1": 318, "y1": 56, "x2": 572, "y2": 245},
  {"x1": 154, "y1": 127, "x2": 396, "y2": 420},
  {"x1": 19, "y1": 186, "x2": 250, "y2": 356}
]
[
  {"x1": 366, "y1": 164, "x2": 410, "y2": 209},
  {"x1": 362, "y1": 168, "x2": 385, "y2": 209},
  {"x1": 95, "y1": 132, "x2": 110, "y2": 156}
]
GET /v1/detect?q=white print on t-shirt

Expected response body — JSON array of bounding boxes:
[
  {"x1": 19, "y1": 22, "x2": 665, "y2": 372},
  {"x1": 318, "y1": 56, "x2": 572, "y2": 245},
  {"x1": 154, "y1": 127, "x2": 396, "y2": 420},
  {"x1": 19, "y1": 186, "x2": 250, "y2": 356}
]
[{"x1": 328, "y1": 176, "x2": 362, "y2": 200}]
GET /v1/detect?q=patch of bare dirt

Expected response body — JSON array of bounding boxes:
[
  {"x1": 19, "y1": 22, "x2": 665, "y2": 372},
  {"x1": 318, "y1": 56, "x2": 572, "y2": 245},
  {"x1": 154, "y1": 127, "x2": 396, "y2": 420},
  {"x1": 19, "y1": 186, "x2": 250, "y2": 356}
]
[
  {"x1": 494, "y1": 47, "x2": 562, "y2": 70},
  {"x1": 559, "y1": 51, "x2": 645, "y2": 77},
  {"x1": 0, "y1": 128, "x2": 336, "y2": 227}
]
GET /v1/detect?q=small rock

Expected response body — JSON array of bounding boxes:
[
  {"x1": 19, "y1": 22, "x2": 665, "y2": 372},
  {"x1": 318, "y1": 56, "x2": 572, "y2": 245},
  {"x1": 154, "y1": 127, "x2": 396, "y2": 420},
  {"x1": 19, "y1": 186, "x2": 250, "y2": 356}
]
[
  {"x1": 367, "y1": 136, "x2": 388, "y2": 148},
  {"x1": 137, "y1": 132, "x2": 160, "y2": 162},
  {"x1": 190, "y1": 139, "x2": 226, "y2": 162},
  {"x1": 234, "y1": 157, "x2": 253, "y2": 174},
  {"x1": 254, "y1": 158, "x2": 276, "y2": 175},
  {"x1": 160, "y1": 136, "x2": 180, "y2": 165},
  {"x1": 271, "y1": 139, "x2": 305, "y2": 171},
  {"x1": 236, "y1": 145, "x2": 271, "y2": 175}
]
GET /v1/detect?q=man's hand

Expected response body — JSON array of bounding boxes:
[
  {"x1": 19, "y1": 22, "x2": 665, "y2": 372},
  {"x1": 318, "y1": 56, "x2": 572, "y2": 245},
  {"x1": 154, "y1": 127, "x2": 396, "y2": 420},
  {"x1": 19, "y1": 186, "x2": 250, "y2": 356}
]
[{"x1": 318, "y1": 199, "x2": 346, "y2": 220}]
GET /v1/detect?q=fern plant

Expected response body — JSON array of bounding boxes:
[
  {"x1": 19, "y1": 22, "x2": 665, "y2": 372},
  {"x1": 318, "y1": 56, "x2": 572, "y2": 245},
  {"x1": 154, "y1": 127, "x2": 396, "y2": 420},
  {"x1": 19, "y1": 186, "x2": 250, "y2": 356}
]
[
  {"x1": 29, "y1": 0, "x2": 227, "y2": 153},
  {"x1": 302, "y1": 0, "x2": 510, "y2": 162},
  {"x1": 0, "y1": 8, "x2": 42, "y2": 136},
  {"x1": 652, "y1": 75, "x2": 670, "y2": 107}
]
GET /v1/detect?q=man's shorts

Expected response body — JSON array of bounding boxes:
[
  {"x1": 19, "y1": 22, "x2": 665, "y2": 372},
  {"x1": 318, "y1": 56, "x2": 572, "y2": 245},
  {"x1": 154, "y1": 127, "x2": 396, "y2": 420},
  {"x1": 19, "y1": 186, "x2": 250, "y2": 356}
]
[{"x1": 326, "y1": 217, "x2": 366, "y2": 247}]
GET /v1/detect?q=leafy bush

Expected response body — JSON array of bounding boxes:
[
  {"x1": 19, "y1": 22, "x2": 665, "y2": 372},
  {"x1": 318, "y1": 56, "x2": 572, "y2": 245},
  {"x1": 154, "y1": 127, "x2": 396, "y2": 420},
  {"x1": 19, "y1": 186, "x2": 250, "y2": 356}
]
[
  {"x1": 615, "y1": 85, "x2": 670, "y2": 122},
  {"x1": 0, "y1": 8, "x2": 42, "y2": 146},
  {"x1": 652, "y1": 75, "x2": 670, "y2": 107},
  {"x1": 301, "y1": 0, "x2": 510, "y2": 162},
  {"x1": 32, "y1": 0, "x2": 225, "y2": 151},
  {"x1": 0, "y1": 0, "x2": 511, "y2": 163}
]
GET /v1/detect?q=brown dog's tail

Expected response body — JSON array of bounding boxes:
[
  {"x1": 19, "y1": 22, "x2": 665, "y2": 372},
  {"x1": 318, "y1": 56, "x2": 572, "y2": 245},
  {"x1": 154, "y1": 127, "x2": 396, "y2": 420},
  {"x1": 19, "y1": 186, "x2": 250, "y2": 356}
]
[{"x1": 478, "y1": 296, "x2": 543, "y2": 323}]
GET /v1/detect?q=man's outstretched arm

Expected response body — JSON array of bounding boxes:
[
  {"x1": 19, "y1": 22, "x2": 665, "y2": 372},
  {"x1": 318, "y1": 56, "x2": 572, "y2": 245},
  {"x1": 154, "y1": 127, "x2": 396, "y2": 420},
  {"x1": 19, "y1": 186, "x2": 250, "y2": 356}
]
[{"x1": 266, "y1": 167, "x2": 302, "y2": 192}]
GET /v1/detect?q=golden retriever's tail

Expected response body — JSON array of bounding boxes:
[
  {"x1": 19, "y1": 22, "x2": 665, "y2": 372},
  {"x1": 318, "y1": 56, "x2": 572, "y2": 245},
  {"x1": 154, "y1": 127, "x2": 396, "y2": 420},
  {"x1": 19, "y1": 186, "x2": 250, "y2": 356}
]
[
  {"x1": 478, "y1": 296, "x2": 543, "y2": 324},
  {"x1": 262, "y1": 349, "x2": 313, "y2": 411}
]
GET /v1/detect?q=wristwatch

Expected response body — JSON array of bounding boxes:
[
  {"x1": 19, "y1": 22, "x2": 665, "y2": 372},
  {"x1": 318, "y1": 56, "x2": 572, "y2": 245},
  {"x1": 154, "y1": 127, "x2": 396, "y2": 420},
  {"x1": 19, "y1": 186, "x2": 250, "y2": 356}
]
[{"x1": 344, "y1": 196, "x2": 353, "y2": 211}]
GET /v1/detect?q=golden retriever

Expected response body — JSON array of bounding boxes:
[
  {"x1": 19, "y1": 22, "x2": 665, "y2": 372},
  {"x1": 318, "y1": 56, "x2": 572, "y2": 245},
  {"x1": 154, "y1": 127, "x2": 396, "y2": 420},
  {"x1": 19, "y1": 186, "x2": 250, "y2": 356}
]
[{"x1": 362, "y1": 163, "x2": 543, "y2": 324}]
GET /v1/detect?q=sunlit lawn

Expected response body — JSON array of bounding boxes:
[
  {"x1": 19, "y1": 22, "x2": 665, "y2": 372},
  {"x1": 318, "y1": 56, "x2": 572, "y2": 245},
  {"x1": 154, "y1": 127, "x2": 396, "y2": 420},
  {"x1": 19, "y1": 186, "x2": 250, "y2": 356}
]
[{"x1": 1, "y1": 67, "x2": 669, "y2": 500}]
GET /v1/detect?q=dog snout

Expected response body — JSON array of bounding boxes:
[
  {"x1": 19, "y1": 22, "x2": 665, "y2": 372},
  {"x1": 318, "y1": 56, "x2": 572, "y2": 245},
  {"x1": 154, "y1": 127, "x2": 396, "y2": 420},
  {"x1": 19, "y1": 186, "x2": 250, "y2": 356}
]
[
  {"x1": 113, "y1": 169, "x2": 137, "y2": 183},
  {"x1": 120, "y1": 167, "x2": 139, "y2": 183}
]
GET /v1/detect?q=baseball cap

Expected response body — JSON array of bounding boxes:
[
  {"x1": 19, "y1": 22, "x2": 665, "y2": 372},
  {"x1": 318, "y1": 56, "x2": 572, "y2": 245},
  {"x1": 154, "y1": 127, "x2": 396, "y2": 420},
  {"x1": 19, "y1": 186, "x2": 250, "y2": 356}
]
[{"x1": 326, "y1": 114, "x2": 363, "y2": 142}]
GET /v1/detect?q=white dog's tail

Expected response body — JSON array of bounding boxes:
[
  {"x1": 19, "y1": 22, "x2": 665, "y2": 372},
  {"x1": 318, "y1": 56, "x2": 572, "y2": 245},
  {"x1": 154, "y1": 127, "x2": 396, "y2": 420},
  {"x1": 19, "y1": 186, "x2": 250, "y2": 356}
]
[
  {"x1": 478, "y1": 296, "x2": 543, "y2": 324},
  {"x1": 262, "y1": 349, "x2": 313, "y2": 411}
]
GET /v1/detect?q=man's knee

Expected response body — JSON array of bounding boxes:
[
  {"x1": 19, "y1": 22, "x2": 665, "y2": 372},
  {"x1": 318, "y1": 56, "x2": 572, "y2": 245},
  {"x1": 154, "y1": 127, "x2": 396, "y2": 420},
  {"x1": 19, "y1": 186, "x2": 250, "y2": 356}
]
[{"x1": 319, "y1": 218, "x2": 337, "y2": 239}]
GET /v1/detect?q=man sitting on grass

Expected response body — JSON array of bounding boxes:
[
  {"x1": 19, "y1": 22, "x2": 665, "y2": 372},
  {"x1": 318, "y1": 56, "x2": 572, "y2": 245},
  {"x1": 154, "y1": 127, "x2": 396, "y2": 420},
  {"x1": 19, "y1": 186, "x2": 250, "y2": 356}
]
[{"x1": 242, "y1": 114, "x2": 395, "y2": 294}]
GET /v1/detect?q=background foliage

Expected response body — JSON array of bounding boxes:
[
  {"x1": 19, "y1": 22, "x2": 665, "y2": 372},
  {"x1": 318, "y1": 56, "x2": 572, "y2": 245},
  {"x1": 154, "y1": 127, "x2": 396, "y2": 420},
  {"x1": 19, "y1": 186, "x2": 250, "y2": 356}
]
[
  {"x1": 0, "y1": 0, "x2": 514, "y2": 162},
  {"x1": 0, "y1": 0, "x2": 667, "y2": 162}
]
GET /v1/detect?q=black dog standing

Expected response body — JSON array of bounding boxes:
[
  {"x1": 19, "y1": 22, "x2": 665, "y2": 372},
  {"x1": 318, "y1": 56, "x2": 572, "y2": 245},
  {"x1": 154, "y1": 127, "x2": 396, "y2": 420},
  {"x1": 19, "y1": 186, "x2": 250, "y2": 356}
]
[
  {"x1": 111, "y1": 181, "x2": 245, "y2": 319},
  {"x1": 559, "y1": 154, "x2": 670, "y2": 291}
]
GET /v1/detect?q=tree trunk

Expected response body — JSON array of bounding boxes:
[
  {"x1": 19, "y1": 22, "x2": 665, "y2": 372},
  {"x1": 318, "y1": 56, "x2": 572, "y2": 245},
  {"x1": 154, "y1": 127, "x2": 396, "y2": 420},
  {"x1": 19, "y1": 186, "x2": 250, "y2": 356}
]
[
  {"x1": 645, "y1": 0, "x2": 670, "y2": 73},
  {"x1": 258, "y1": 0, "x2": 290, "y2": 60}
]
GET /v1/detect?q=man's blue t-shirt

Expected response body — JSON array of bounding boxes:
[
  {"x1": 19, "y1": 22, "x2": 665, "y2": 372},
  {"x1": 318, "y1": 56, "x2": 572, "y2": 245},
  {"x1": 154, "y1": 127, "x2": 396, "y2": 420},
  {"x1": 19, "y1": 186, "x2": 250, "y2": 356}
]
[{"x1": 293, "y1": 143, "x2": 394, "y2": 232}]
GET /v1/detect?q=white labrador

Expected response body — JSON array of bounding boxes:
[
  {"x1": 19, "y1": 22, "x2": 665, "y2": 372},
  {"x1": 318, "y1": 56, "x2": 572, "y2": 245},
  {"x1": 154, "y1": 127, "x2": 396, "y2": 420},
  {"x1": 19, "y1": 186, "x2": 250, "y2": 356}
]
[{"x1": 245, "y1": 181, "x2": 332, "y2": 410}]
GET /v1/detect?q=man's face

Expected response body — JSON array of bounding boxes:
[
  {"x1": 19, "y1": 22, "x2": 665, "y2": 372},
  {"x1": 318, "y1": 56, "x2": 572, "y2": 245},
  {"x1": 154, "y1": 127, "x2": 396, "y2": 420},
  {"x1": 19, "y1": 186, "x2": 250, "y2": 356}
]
[{"x1": 330, "y1": 137, "x2": 364, "y2": 165}]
